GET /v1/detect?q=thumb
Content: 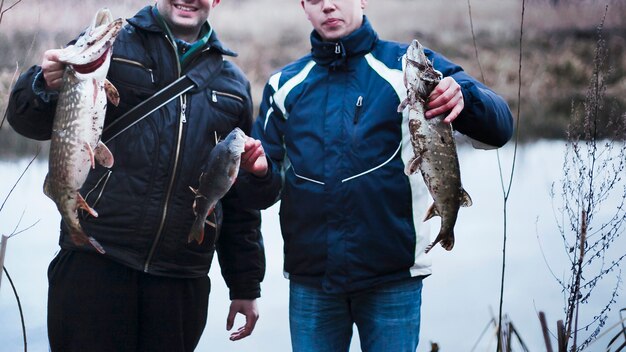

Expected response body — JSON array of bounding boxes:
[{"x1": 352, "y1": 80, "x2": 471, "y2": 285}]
[{"x1": 226, "y1": 305, "x2": 237, "y2": 331}]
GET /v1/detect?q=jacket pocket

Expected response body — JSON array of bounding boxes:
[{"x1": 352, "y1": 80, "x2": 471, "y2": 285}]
[
  {"x1": 79, "y1": 169, "x2": 112, "y2": 220},
  {"x1": 204, "y1": 89, "x2": 246, "y2": 139},
  {"x1": 110, "y1": 57, "x2": 156, "y2": 90}
]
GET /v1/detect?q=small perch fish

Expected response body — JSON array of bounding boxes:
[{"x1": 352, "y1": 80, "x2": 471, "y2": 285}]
[
  {"x1": 188, "y1": 128, "x2": 247, "y2": 244},
  {"x1": 398, "y1": 39, "x2": 472, "y2": 254},
  {"x1": 43, "y1": 8, "x2": 123, "y2": 254}
]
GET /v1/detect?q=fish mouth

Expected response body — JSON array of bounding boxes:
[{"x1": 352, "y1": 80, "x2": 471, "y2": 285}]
[
  {"x1": 71, "y1": 48, "x2": 111, "y2": 74},
  {"x1": 58, "y1": 9, "x2": 123, "y2": 66}
]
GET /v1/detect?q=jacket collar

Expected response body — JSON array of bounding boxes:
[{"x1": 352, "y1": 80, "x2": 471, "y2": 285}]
[
  {"x1": 310, "y1": 16, "x2": 378, "y2": 70},
  {"x1": 126, "y1": 5, "x2": 237, "y2": 57}
]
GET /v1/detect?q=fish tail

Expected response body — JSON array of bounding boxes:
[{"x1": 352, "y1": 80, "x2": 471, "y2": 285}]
[
  {"x1": 188, "y1": 217, "x2": 205, "y2": 245},
  {"x1": 424, "y1": 229, "x2": 455, "y2": 254}
]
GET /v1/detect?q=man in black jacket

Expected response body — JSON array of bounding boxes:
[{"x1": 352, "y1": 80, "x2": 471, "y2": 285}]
[{"x1": 6, "y1": 1, "x2": 267, "y2": 351}]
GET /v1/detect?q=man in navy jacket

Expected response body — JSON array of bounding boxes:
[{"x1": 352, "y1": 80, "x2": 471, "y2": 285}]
[
  {"x1": 245, "y1": 0, "x2": 514, "y2": 351},
  {"x1": 7, "y1": 0, "x2": 268, "y2": 350}
]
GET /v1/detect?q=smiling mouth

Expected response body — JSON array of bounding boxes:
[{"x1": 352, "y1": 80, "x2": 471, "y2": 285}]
[{"x1": 174, "y1": 4, "x2": 197, "y2": 12}]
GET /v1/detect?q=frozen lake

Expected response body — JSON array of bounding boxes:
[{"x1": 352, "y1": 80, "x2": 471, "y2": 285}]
[{"x1": 1, "y1": 140, "x2": 624, "y2": 351}]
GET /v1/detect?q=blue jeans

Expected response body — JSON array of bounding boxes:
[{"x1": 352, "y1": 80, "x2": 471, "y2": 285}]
[{"x1": 289, "y1": 278, "x2": 423, "y2": 352}]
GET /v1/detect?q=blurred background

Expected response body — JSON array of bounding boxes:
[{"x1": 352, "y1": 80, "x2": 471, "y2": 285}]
[{"x1": 1, "y1": 0, "x2": 625, "y2": 351}]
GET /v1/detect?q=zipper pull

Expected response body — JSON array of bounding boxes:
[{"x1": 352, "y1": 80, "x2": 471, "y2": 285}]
[
  {"x1": 181, "y1": 101, "x2": 187, "y2": 123},
  {"x1": 335, "y1": 43, "x2": 341, "y2": 54},
  {"x1": 353, "y1": 96, "x2": 363, "y2": 124},
  {"x1": 212, "y1": 91, "x2": 217, "y2": 103},
  {"x1": 148, "y1": 69, "x2": 154, "y2": 84}
]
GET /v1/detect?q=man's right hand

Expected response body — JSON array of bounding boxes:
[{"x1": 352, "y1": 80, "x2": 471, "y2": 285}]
[{"x1": 41, "y1": 49, "x2": 65, "y2": 91}]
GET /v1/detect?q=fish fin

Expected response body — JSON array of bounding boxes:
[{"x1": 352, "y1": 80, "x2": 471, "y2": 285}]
[
  {"x1": 397, "y1": 97, "x2": 410, "y2": 113},
  {"x1": 105, "y1": 79, "x2": 120, "y2": 106},
  {"x1": 84, "y1": 141, "x2": 96, "y2": 169},
  {"x1": 423, "y1": 202, "x2": 439, "y2": 221},
  {"x1": 404, "y1": 155, "x2": 422, "y2": 176},
  {"x1": 88, "y1": 236, "x2": 106, "y2": 254},
  {"x1": 43, "y1": 174, "x2": 52, "y2": 198},
  {"x1": 94, "y1": 141, "x2": 114, "y2": 168},
  {"x1": 460, "y1": 188, "x2": 473, "y2": 207},
  {"x1": 76, "y1": 193, "x2": 98, "y2": 218}
]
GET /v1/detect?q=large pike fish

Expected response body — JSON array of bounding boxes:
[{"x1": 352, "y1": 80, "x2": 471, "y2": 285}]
[
  {"x1": 188, "y1": 128, "x2": 247, "y2": 244},
  {"x1": 43, "y1": 8, "x2": 123, "y2": 254},
  {"x1": 398, "y1": 39, "x2": 472, "y2": 254}
]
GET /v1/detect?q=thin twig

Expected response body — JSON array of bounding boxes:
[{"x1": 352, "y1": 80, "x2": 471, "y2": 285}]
[
  {"x1": 0, "y1": 149, "x2": 40, "y2": 214},
  {"x1": 3, "y1": 266, "x2": 27, "y2": 352},
  {"x1": 0, "y1": 0, "x2": 22, "y2": 26},
  {"x1": 466, "y1": 0, "x2": 486, "y2": 84},
  {"x1": 496, "y1": 1, "x2": 526, "y2": 349}
]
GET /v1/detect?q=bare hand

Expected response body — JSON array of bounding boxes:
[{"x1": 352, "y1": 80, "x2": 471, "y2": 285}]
[
  {"x1": 226, "y1": 299, "x2": 259, "y2": 341},
  {"x1": 240, "y1": 137, "x2": 268, "y2": 177},
  {"x1": 41, "y1": 49, "x2": 65, "y2": 91},
  {"x1": 424, "y1": 76, "x2": 464, "y2": 124}
]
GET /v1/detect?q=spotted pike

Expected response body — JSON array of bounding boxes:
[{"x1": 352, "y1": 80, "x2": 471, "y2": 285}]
[
  {"x1": 188, "y1": 128, "x2": 247, "y2": 244},
  {"x1": 43, "y1": 8, "x2": 123, "y2": 254},
  {"x1": 398, "y1": 39, "x2": 472, "y2": 254}
]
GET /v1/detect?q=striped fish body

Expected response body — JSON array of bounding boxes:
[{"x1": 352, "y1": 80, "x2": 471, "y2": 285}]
[
  {"x1": 398, "y1": 40, "x2": 472, "y2": 254},
  {"x1": 43, "y1": 8, "x2": 122, "y2": 254},
  {"x1": 188, "y1": 128, "x2": 247, "y2": 245}
]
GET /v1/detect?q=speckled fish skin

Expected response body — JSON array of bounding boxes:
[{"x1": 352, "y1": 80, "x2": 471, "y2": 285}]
[
  {"x1": 398, "y1": 39, "x2": 472, "y2": 254},
  {"x1": 43, "y1": 8, "x2": 123, "y2": 254},
  {"x1": 188, "y1": 128, "x2": 247, "y2": 245}
]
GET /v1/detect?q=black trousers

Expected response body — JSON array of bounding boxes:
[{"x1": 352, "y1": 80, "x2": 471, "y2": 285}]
[{"x1": 47, "y1": 249, "x2": 210, "y2": 352}]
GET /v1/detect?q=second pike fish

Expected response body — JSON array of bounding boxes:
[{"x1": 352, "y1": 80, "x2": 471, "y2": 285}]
[
  {"x1": 188, "y1": 128, "x2": 247, "y2": 244},
  {"x1": 43, "y1": 8, "x2": 123, "y2": 254},
  {"x1": 398, "y1": 40, "x2": 472, "y2": 254}
]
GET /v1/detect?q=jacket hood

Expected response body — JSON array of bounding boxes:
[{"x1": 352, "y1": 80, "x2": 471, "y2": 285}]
[
  {"x1": 310, "y1": 16, "x2": 378, "y2": 70},
  {"x1": 126, "y1": 5, "x2": 237, "y2": 57}
]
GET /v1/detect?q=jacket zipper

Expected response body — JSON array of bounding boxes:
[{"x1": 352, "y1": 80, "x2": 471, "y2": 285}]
[
  {"x1": 353, "y1": 96, "x2": 363, "y2": 124},
  {"x1": 112, "y1": 57, "x2": 155, "y2": 83},
  {"x1": 143, "y1": 34, "x2": 184, "y2": 273},
  {"x1": 211, "y1": 90, "x2": 244, "y2": 103}
]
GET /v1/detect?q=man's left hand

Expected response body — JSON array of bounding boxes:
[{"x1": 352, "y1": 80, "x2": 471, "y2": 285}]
[
  {"x1": 240, "y1": 137, "x2": 268, "y2": 177},
  {"x1": 424, "y1": 76, "x2": 464, "y2": 124},
  {"x1": 226, "y1": 299, "x2": 259, "y2": 341}
]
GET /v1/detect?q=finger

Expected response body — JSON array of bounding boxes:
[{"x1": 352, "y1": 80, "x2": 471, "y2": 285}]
[
  {"x1": 427, "y1": 81, "x2": 458, "y2": 109},
  {"x1": 242, "y1": 148, "x2": 263, "y2": 166},
  {"x1": 426, "y1": 88, "x2": 462, "y2": 118},
  {"x1": 46, "y1": 77, "x2": 64, "y2": 91},
  {"x1": 244, "y1": 138, "x2": 260, "y2": 152},
  {"x1": 443, "y1": 98, "x2": 465, "y2": 124},
  {"x1": 427, "y1": 80, "x2": 450, "y2": 102},
  {"x1": 226, "y1": 307, "x2": 236, "y2": 331}
]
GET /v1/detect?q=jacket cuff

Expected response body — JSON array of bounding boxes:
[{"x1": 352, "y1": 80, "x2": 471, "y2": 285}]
[
  {"x1": 229, "y1": 280, "x2": 261, "y2": 300},
  {"x1": 32, "y1": 67, "x2": 59, "y2": 103}
]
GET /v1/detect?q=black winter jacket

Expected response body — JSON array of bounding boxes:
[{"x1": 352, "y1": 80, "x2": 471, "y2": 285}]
[{"x1": 7, "y1": 6, "x2": 265, "y2": 299}]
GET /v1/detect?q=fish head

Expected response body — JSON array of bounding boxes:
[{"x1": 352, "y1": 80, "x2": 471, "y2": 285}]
[
  {"x1": 222, "y1": 127, "x2": 247, "y2": 158},
  {"x1": 58, "y1": 8, "x2": 123, "y2": 77},
  {"x1": 404, "y1": 40, "x2": 442, "y2": 99}
]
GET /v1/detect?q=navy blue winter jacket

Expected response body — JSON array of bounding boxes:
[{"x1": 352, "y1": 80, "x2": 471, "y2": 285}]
[
  {"x1": 7, "y1": 6, "x2": 265, "y2": 299},
  {"x1": 248, "y1": 17, "x2": 513, "y2": 294}
]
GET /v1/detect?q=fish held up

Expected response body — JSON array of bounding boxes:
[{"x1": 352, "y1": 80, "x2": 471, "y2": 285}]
[
  {"x1": 43, "y1": 8, "x2": 123, "y2": 254},
  {"x1": 398, "y1": 39, "x2": 472, "y2": 254},
  {"x1": 188, "y1": 128, "x2": 247, "y2": 245}
]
